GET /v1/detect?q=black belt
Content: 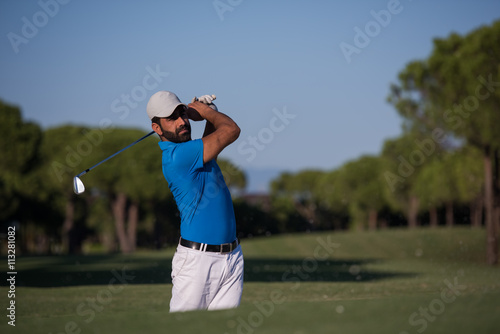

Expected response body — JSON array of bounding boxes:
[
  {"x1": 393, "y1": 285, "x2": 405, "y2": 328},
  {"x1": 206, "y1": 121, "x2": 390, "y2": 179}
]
[{"x1": 179, "y1": 238, "x2": 239, "y2": 254}]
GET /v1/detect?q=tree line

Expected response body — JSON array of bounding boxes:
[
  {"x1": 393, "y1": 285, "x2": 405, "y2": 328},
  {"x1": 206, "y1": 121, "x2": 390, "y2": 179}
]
[
  {"x1": 0, "y1": 106, "x2": 266, "y2": 254},
  {"x1": 271, "y1": 20, "x2": 500, "y2": 264}
]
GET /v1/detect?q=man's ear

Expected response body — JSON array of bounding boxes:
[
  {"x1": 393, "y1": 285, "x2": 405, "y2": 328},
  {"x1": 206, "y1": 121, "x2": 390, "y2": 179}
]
[{"x1": 152, "y1": 122, "x2": 162, "y2": 137}]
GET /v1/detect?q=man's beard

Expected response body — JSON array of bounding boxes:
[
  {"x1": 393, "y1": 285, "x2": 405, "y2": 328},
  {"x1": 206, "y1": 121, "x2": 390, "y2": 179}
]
[{"x1": 160, "y1": 124, "x2": 191, "y2": 143}]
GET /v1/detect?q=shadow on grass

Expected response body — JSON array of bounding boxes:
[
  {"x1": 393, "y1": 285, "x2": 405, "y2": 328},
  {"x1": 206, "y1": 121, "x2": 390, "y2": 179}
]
[{"x1": 5, "y1": 255, "x2": 416, "y2": 288}]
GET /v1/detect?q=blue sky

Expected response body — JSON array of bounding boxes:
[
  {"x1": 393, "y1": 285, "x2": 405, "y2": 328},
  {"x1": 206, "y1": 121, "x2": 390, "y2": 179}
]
[{"x1": 1, "y1": 0, "x2": 499, "y2": 191}]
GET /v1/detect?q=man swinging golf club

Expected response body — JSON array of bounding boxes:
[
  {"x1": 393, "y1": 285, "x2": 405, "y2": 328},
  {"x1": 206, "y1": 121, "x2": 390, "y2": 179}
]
[{"x1": 147, "y1": 90, "x2": 243, "y2": 312}]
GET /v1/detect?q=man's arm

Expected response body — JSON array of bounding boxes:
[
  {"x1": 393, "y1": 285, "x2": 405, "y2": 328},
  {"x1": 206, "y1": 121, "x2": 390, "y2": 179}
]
[
  {"x1": 202, "y1": 121, "x2": 216, "y2": 138},
  {"x1": 187, "y1": 101, "x2": 240, "y2": 163},
  {"x1": 186, "y1": 105, "x2": 215, "y2": 137}
]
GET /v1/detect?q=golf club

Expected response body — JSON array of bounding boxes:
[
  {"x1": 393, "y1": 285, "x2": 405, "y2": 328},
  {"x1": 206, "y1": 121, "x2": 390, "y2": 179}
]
[{"x1": 73, "y1": 130, "x2": 155, "y2": 194}]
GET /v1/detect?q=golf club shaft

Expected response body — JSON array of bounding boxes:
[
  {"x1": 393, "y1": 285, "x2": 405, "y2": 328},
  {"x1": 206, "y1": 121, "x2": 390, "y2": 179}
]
[{"x1": 76, "y1": 130, "x2": 155, "y2": 178}]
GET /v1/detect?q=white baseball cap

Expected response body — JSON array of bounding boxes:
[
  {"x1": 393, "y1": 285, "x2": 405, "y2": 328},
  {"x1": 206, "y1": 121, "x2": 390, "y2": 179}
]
[{"x1": 146, "y1": 91, "x2": 186, "y2": 120}]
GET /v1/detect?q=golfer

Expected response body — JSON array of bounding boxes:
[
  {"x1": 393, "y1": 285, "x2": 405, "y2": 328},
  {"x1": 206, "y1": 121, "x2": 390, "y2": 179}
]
[{"x1": 147, "y1": 91, "x2": 243, "y2": 312}]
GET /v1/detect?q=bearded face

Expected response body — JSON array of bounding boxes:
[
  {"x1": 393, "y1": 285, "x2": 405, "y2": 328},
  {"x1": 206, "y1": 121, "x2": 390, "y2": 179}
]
[
  {"x1": 159, "y1": 122, "x2": 191, "y2": 143},
  {"x1": 153, "y1": 106, "x2": 192, "y2": 143}
]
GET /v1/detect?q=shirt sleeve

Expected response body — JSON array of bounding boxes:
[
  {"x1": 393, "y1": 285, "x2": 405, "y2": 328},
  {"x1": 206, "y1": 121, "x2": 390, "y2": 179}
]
[{"x1": 171, "y1": 139, "x2": 204, "y2": 173}]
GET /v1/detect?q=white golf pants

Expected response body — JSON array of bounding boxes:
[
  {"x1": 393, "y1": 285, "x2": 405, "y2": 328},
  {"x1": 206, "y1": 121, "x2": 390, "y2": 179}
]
[{"x1": 169, "y1": 244, "x2": 244, "y2": 312}]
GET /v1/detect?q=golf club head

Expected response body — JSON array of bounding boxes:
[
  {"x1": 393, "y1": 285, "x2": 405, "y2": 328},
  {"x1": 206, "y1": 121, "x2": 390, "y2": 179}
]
[{"x1": 73, "y1": 176, "x2": 85, "y2": 195}]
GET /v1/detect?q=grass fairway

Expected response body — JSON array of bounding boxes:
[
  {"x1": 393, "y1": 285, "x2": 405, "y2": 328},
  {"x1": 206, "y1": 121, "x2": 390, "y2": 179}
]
[{"x1": 1, "y1": 227, "x2": 499, "y2": 334}]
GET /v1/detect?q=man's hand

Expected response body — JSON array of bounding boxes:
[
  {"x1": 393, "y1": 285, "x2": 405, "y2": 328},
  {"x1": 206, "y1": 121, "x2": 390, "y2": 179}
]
[
  {"x1": 187, "y1": 95, "x2": 218, "y2": 121},
  {"x1": 186, "y1": 102, "x2": 204, "y2": 121},
  {"x1": 192, "y1": 95, "x2": 218, "y2": 111},
  {"x1": 187, "y1": 100, "x2": 216, "y2": 121},
  {"x1": 196, "y1": 95, "x2": 216, "y2": 105}
]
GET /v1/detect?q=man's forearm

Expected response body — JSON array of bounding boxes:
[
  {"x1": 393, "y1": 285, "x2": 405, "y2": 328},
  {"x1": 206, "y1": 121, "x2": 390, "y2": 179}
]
[
  {"x1": 187, "y1": 107, "x2": 204, "y2": 121},
  {"x1": 203, "y1": 120, "x2": 216, "y2": 137},
  {"x1": 201, "y1": 108, "x2": 235, "y2": 130},
  {"x1": 192, "y1": 102, "x2": 239, "y2": 135}
]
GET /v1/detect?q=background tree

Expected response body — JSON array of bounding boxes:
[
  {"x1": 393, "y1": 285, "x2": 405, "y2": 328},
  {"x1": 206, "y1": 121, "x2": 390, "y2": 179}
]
[
  {"x1": 452, "y1": 146, "x2": 485, "y2": 227},
  {"x1": 82, "y1": 129, "x2": 162, "y2": 253},
  {"x1": 272, "y1": 170, "x2": 326, "y2": 228},
  {"x1": 315, "y1": 169, "x2": 350, "y2": 231},
  {"x1": 0, "y1": 101, "x2": 42, "y2": 220},
  {"x1": 0, "y1": 100, "x2": 44, "y2": 252},
  {"x1": 380, "y1": 133, "x2": 442, "y2": 228},
  {"x1": 387, "y1": 20, "x2": 500, "y2": 263},
  {"x1": 413, "y1": 153, "x2": 460, "y2": 227},
  {"x1": 428, "y1": 22, "x2": 500, "y2": 264},
  {"x1": 270, "y1": 170, "x2": 330, "y2": 231},
  {"x1": 337, "y1": 155, "x2": 387, "y2": 230},
  {"x1": 269, "y1": 187, "x2": 311, "y2": 233},
  {"x1": 40, "y1": 125, "x2": 97, "y2": 253}
]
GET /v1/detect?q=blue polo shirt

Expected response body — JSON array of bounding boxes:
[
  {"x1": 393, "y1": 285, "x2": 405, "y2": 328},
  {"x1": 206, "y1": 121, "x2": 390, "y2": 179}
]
[{"x1": 158, "y1": 139, "x2": 237, "y2": 245}]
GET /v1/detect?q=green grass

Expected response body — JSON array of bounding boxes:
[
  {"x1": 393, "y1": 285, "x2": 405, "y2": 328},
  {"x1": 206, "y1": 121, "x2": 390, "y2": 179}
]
[{"x1": 1, "y1": 227, "x2": 499, "y2": 334}]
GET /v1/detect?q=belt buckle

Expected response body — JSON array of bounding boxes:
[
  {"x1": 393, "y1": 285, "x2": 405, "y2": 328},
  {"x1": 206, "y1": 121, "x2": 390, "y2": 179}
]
[{"x1": 220, "y1": 242, "x2": 231, "y2": 254}]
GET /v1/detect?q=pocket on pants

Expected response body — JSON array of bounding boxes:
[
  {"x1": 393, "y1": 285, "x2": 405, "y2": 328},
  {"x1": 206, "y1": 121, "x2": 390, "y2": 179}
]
[{"x1": 171, "y1": 248, "x2": 190, "y2": 279}]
